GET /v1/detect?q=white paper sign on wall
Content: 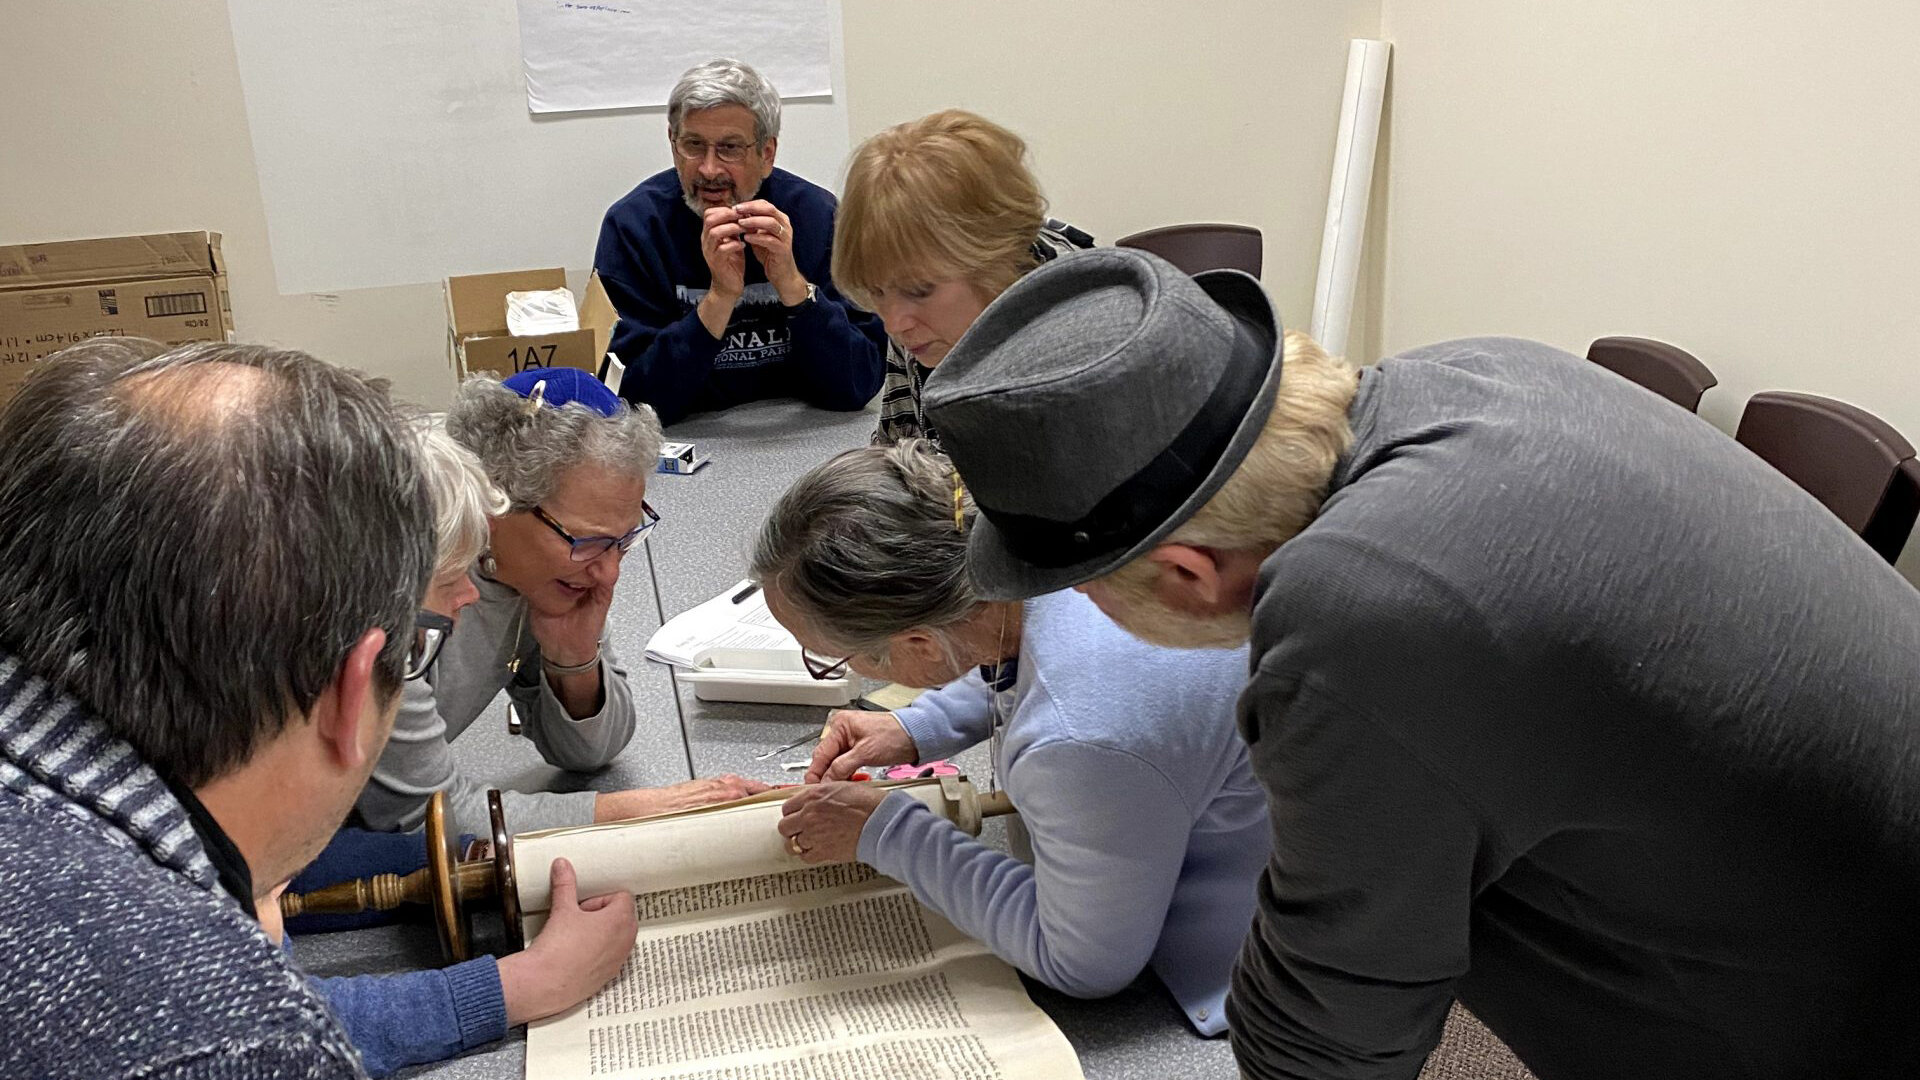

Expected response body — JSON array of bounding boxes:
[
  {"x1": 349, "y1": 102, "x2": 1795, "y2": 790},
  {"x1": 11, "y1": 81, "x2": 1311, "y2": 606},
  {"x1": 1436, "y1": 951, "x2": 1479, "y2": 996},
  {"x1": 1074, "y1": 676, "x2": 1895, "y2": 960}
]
[
  {"x1": 517, "y1": 0, "x2": 833, "y2": 114},
  {"x1": 225, "y1": 0, "x2": 847, "y2": 295}
]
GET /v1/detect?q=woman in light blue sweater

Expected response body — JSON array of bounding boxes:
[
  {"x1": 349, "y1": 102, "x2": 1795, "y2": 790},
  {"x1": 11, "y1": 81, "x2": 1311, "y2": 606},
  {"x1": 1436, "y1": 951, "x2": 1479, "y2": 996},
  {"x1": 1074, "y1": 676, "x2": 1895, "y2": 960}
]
[{"x1": 756, "y1": 440, "x2": 1270, "y2": 1036}]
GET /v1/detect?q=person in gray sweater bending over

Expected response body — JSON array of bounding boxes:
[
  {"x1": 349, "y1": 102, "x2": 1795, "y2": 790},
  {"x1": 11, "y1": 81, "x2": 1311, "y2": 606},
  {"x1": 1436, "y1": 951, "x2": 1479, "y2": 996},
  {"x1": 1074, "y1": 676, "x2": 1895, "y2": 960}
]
[
  {"x1": 355, "y1": 366, "x2": 764, "y2": 840},
  {"x1": 919, "y1": 248, "x2": 1920, "y2": 1080},
  {"x1": 758, "y1": 439, "x2": 1270, "y2": 1035}
]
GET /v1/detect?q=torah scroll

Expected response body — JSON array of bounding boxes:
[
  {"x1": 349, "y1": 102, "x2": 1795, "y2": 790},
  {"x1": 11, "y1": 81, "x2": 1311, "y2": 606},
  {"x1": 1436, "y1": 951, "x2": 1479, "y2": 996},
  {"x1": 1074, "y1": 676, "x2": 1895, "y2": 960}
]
[{"x1": 514, "y1": 779, "x2": 1084, "y2": 1080}]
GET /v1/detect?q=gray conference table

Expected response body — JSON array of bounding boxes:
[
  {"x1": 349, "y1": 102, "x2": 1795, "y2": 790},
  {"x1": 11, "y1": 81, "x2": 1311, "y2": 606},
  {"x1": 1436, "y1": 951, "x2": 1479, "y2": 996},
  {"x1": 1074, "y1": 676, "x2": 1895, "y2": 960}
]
[{"x1": 292, "y1": 399, "x2": 1237, "y2": 1080}]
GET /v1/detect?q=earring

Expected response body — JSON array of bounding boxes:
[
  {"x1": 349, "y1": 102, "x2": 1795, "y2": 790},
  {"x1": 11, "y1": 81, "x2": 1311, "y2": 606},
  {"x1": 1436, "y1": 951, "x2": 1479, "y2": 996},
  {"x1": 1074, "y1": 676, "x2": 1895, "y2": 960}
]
[{"x1": 479, "y1": 552, "x2": 498, "y2": 579}]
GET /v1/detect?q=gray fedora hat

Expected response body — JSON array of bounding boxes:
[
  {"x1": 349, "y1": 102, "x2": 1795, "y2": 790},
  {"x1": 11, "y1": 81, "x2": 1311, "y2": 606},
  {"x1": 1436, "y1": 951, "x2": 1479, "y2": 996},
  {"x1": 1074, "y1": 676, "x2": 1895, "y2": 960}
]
[{"x1": 922, "y1": 247, "x2": 1283, "y2": 600}]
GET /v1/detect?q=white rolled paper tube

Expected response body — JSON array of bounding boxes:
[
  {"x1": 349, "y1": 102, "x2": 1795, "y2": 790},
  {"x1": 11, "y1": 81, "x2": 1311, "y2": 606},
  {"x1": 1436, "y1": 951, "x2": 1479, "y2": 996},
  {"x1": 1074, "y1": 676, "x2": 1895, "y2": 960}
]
[
  {"x1": 1309, "y1": 39, "x2": 1392, "y2": 357},
  {"x1": 511, "y1": 780, "x2": 967, "y2": 915}
]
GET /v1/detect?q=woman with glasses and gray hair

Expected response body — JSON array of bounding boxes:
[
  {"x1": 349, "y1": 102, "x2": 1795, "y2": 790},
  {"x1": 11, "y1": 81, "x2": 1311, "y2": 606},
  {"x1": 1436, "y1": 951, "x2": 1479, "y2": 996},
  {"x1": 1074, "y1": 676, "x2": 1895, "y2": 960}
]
[
  {"x1": 754, "y1": 439, "x2": 1270, "y2": 1036},
  {"x1": 355, "y1": 367, "x2": 766, "y2": 844},
  {"x1": 276, "y1": 408, "x2": 642, "y2": 1077}
]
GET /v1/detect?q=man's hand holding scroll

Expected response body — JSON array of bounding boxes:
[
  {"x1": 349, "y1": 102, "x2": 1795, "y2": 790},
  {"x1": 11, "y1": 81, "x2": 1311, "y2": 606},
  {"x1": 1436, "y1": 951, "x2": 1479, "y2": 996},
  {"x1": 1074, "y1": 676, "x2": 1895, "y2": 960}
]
[{"x1": 498, "y1": 858, "x2": 637, "y2": 1026}]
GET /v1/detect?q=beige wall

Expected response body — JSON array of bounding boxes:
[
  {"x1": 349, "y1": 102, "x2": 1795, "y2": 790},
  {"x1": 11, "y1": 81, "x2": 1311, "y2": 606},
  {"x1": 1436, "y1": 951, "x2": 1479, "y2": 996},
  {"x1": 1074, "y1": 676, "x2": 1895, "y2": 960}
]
[
  {"x1": 1, "y1": 0, "x2": 1376, "y2": 409},
  {"x1": 1, "y1": 0, "x2": 463, "y2": 405},
  {"x1": 838, "y1": 0, "x2": 1382, "y2": 343},
  {"x1": 1373, "y1": 0, "x2": 1920, "y2": 579},
  {"x1": 9, "y1": 1, "x2": 1913, "y2": 574}
]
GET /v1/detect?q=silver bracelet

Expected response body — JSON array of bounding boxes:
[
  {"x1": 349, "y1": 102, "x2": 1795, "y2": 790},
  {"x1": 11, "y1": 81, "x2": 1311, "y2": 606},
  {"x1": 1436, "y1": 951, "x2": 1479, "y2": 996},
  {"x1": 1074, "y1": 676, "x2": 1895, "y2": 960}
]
[{"x1": 542, "y1": 649, "x2": 602, "y2": 677}]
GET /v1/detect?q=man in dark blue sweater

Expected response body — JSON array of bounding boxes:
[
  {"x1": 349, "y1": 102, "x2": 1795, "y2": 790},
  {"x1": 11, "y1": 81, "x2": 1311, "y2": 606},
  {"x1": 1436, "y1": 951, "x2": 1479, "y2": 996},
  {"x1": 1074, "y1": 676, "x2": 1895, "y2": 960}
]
[{"x1": 594, "y1": 58, "x2": 886, "y2": 425}]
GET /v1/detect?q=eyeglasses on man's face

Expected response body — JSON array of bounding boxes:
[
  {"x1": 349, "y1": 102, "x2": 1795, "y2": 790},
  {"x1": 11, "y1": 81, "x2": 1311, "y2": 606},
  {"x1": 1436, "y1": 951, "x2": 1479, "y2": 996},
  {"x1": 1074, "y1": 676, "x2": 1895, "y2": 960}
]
[
  {"x1": 672, "y1": 135, "x2": 756, "y2": 165},
  {"x1": 406, "y1": 610, "x2": 455, "y2": 681},
  {"x1": 800, "y1": 647, "x2": 851, "y2": 681},
  {"x1": 532, "y1": 502, "x2": 660, "y2": 563}
]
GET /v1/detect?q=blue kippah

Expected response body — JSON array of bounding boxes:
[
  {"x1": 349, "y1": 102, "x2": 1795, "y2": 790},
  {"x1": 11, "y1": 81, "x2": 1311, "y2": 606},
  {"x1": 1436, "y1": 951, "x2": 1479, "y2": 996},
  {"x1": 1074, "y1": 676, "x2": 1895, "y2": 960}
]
[{"x1": 501, "y1": 367, "x2": 620, "y2": 417}]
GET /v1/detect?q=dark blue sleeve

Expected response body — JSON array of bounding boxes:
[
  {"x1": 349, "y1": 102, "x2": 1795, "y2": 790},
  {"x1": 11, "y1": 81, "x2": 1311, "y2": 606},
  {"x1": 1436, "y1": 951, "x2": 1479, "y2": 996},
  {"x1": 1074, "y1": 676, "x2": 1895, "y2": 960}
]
[
  {"x1": 779, "y1": 192, "x2": 887, "y2": 412},
  {"x1": 308, "y1": 958, "x2": 508, "y2": 1077},
  {"x1": 594, "y1": 205, "x2": 724, "y2": 426}
]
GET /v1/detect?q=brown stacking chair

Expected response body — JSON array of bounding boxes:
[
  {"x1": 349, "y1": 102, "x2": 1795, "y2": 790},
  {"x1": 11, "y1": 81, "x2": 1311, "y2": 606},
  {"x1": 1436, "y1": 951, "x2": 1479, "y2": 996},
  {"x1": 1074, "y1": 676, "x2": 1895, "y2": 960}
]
[
  {"x1": 1735, "y1": 391, "x2": 1920, "y2": 564},
  {"x1": 1114, "y1": 223, "x2": 1262, "y2": 277},
  {"x1": 1585, "y1": 336, "x2": 1718, "y2": 412}
]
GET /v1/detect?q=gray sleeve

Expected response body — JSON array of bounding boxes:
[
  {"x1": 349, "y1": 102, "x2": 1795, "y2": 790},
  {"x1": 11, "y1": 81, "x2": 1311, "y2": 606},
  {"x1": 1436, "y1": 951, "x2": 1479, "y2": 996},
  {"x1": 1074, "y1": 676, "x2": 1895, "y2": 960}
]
[
  {"x1": 355, "y1": 673, "x2": 599, "y2": 840},
  {"x1": 1230, "y1": 535, "x2": 1506, "y2": 1080},
  {"x1": 1228, "y1": 678, "x2": 1476, "y2": 1080},
  {"x1": 510, "y1": 629, "x2": 638, "y2": 773}
]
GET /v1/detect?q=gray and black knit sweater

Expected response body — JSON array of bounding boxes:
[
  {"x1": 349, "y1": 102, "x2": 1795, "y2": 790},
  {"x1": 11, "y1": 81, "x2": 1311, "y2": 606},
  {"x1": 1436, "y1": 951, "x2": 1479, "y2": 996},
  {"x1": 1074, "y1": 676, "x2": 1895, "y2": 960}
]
[{"x1": 0, "y1": 653, "x2": 368, "y2": 1079}]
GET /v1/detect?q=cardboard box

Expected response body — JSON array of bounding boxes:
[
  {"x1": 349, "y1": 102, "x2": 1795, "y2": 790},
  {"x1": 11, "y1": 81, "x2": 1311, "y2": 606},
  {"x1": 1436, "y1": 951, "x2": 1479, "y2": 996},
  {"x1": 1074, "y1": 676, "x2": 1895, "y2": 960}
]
[
  {"x1": 445, "y1": 268, "x2": 617, "y2": 380},
  {"x1": 0, "y1": 231, "x2": 232, "y2": 404}
]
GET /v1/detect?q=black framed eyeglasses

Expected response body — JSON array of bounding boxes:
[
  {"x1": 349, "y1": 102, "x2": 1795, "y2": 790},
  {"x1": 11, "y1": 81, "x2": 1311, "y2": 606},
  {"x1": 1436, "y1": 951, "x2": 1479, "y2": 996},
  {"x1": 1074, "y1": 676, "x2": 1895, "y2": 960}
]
[
  {"x1": 532, "y1": 502, "x2": 660, "y2": 563},
  {"x1": 800, "y1": 647, "x2": 851, "y2": 681},
  {"x1": 406, "y1": 611, "x2": 455, "y2": 681},
  {"x1": 672, "y1": 135, "x2": 755, "y2": 164}
]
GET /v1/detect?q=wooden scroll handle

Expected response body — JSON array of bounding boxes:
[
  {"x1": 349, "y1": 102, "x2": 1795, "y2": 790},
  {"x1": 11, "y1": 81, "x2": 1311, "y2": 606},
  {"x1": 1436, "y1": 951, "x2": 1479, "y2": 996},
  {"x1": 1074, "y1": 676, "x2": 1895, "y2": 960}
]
[
  {"x1": 489, "y1": 788, "x2": 524, "y2": 953},
  {"x1": 424, "y1": 789, "x2": 466, "y2": 961},
  {"x1": 931, "y1": 775, "x2": 1017, "y2": 836},
  {"x1": 276, "y1": 870, "x2": 419, "y2": 918},
  {"x1": 976, "y1": 787, "x2": 1016, "y2": 821},
  {"x1": 276, "y1": 791, "x2": 495, "y2": 963}
]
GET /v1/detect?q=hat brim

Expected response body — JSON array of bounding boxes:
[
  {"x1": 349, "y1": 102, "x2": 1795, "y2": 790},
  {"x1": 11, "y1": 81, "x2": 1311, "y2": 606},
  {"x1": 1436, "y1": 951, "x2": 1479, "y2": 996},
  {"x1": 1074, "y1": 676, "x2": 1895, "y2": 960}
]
[{"x1": 964, "y1": 268, "x2": 1284, "y2": 600}]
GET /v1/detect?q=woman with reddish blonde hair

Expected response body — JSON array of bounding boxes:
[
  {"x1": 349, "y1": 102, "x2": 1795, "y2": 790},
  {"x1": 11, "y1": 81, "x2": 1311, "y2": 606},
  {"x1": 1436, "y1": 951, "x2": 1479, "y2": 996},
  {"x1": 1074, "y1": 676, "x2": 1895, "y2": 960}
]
[{"x1": 834, "y1": 109, "x2": 1092, "y2": 447}]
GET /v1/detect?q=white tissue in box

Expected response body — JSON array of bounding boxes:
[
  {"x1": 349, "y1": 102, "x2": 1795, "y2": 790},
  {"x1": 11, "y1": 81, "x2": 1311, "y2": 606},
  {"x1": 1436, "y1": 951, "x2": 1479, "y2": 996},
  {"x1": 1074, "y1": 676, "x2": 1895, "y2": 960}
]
[{"x1": 505, "y1": 288, "x2": 580, "y2": 336}]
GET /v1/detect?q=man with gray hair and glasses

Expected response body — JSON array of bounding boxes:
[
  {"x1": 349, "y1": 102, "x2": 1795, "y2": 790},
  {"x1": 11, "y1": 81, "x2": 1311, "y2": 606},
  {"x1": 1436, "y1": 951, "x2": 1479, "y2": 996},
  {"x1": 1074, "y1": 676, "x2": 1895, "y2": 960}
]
[
  {"x1": 594, "y1": 56, "x2": 887, "y2": 425},
  {"x1": 922, "y1": 249, "x2": 1920, "y2": 1079},
  {"x1": 0, "y1": 338, "x2": 434, "y2": 1079}
]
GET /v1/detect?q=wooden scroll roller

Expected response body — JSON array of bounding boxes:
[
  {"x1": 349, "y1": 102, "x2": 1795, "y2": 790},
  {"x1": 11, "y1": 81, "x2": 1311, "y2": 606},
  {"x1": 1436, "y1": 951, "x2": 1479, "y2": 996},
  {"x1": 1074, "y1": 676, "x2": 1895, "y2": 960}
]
[
  {"x1": 277, "y1": 790, "x2": 492, "y2": 961},
  {"x1": 280, "y1": 776, "x2": 1015, "y2": 961}
]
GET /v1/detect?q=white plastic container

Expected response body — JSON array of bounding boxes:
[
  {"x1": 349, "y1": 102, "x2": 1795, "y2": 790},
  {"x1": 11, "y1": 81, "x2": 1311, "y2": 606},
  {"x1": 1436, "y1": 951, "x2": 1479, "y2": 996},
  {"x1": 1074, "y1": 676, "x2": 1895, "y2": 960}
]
[{"x1": 678, "y1": 645, "x2": 857, "y2": 706}]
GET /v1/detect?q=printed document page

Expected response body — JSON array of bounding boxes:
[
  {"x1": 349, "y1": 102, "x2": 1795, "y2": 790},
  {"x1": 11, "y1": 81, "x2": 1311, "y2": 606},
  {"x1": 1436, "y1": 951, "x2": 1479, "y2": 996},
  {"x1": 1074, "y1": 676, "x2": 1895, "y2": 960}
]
[{"x1": 644, "y1": 582, "x2": 797, "y2": 668}]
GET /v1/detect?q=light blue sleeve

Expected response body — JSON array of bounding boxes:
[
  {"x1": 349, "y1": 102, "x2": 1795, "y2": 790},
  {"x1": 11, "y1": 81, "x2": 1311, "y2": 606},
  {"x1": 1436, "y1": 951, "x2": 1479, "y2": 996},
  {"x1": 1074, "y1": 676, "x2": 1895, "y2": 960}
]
[
  {"x1": 308, "y1": 957, "x2": 508, "y2": 1078},
  {"x1": 858, "y1": 739, "x2": 1194, "y2": 998},
  {"x1": 890, "y1": 668, "x2": 995, "y2": 762}
]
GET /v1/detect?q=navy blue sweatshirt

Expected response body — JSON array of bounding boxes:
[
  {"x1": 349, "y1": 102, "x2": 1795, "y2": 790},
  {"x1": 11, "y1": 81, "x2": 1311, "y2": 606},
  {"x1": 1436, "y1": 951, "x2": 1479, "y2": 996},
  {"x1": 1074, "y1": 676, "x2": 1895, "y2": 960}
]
[{"x1": 594, "y1": 167, "x2": 887, "y2": 425}]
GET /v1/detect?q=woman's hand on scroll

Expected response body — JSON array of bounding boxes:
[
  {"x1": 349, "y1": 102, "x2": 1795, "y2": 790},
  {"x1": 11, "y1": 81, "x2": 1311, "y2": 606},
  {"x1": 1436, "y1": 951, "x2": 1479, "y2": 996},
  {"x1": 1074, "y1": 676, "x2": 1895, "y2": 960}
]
[
  {"x1": 499, "y1": 857, "x2": 637, "y2": 1027},
  {"x1": 777, "y1": 782, "x2": 889, "y2": 864},
  {"x1": 805, "y1": 710, "x2": 918, "y2": 785},
  {"x1": 593, "y1": 775, "x2": 772, "y2": 822}
]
